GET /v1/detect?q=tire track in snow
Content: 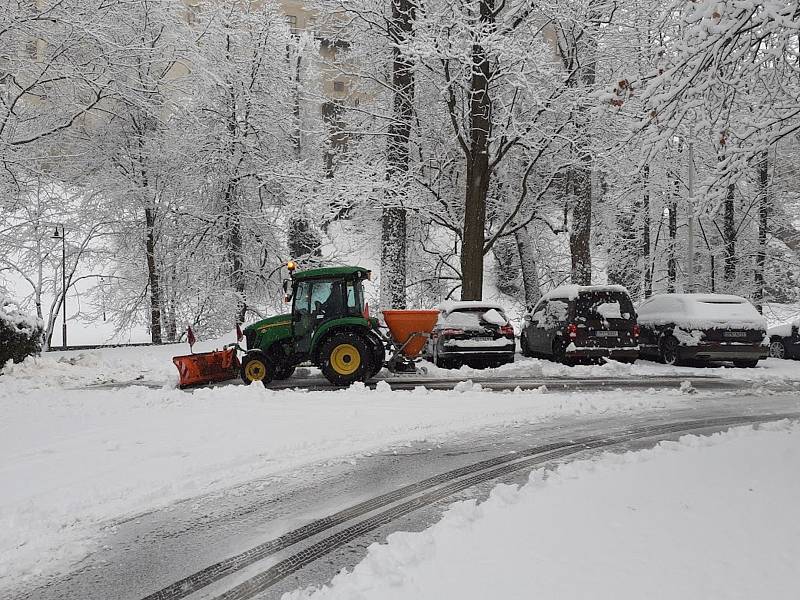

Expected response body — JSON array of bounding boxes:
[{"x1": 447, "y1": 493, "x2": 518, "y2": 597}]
[{"x1": 139, "y1": 413, "x2": 800, "y2": 600}]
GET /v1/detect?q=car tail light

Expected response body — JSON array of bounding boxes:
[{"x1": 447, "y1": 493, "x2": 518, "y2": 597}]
[
  {"x1": 440, "y1": 328, "x2": 464, "y2": 336},
  {"x1": 499, "y1": 324, "x2": 514, "y2": 337},
  {"x1": 632, "y1": 324, "x2": 640, "y2": 338},
  {"x1": 567, "y1": 323, "x2": 578, "y2": 339}
]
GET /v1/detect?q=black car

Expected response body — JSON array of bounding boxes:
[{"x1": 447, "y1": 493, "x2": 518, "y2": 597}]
[
  {"x1": 637, "y1": 293, "x2": 769, "y2": 367},
  {"x1": 768, "y1": 319, "x2": 800, "y2": 360},
  {"x1": 425, "y1": 302, "x2": 516, "y2": 368},
  {"x1": 520, "y1": 286, "x2": 639, "y2": 364}
]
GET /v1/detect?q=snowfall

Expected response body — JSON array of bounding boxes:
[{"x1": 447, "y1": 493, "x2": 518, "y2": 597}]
[{"x1": 2, "y1": 338, "x2": 800, "y2": 596}]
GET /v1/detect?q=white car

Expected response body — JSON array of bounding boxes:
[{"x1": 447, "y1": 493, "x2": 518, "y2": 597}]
[
  {"x1": 425, "y1": 301, "x2": 515, "y2": 369},
  {"x1": 637, "y1": 293, "x2": 769, "y2": 367}
]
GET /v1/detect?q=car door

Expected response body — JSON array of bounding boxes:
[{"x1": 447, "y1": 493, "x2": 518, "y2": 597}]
[{"x1": 541, "y1": 299, "x2": 570, "y2": 354}]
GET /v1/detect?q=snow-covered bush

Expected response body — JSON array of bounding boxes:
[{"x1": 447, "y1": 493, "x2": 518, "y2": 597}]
[{"x1": 0, "y1": 298, "x2": 44, "y2": 369}]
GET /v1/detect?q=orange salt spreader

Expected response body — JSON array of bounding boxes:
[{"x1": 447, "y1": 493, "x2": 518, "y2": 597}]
[{"x1": 381, "y1": 309, "x2": 440, "y2": 372}]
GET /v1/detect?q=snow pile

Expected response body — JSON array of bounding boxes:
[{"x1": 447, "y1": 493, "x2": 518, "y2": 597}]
[
  {"x1": 288, "y1": 421, "x2": 800, "y2": 600},
  {"x1": 0, "y1": 379, "x2": 677, "y2": 587}
]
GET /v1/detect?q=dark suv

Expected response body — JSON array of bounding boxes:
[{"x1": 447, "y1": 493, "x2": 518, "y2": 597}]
[{"x1": 520, "y1": 286, "x2": 639, "y2": 364}]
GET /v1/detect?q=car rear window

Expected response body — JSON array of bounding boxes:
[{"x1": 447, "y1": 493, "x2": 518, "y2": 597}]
[
  {"x1": 443, "y1": 308, "x2": 506, "y2": 328},
  {"x1": 575, "y1": 291, "x2": 635, "y2": 321}
]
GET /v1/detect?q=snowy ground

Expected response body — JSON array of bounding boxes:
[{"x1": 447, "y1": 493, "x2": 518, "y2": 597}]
[
  {"x1": 2, "y1": 342, "x2": 800, "y2": 592},
  {"x1": 286, "y1": 421, "x2": 800, "y2": 600}
]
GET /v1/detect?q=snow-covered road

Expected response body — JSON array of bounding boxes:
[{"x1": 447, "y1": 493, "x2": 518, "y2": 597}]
[
  {"x1": 6, "y1": 390, "x2": 800, "y2": 600},
  {"x1": 2, "y1": 344, "x2": 800, "y2": 599}
]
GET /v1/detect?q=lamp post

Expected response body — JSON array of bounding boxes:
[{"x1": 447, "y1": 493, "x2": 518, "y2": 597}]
[{"x1": 51, "y1": 224, "x2": 67, "y2": 348}]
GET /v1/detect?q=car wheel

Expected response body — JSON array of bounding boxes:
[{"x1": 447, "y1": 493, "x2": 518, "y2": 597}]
[
  {"x1": 733, "y1": 360, "x2": 759, "y2": 368},
  {"x1": 241, "y1": 352, "x2": 274, "y2": 386},
  {"x1": 552, "y1": 339, "x2": 573, "y2": 366},
  {"x1": 435, "y1": 356, "x2": 455, "y2": 369},
  {"x1": 659, "y1": 336, "x2": 681, "y2": 366},
  {"x1": 319, "y1": 332, "x2": 371, "y2": 386},
  {"x1": 769, "y1": 339, "x2": 786, "y2": 359},
  {"x1": 520, "y1": 331, "x2": 532, "y2": 357}
]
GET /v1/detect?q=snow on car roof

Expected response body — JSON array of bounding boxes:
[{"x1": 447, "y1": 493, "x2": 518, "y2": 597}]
[
  {"x1": 541, "y1": 285, "x2": 629, "y2": 301},
  {"x1": 438, "y1": 300, "x2": 506, "y2": 314},
  {"x1": 647, "y1": 293, "x2": 749, "y2": 304},
  {"x1": 638, "y1": 293, "x2": 767, "y2": 329}
]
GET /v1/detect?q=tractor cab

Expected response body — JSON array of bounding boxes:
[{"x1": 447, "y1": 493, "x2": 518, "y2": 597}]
[
  {"x1": 286, "y1": 265, "x2": 371, "y2": 356},
  {"x1": 241, "y1": 265, "x2": 382, "y2": 386}
]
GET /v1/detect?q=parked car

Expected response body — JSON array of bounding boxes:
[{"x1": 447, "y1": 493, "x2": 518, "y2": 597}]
[
  {"x1": 637, "y1": 293, "x2": 769, "y2": 367},
  {"x1": 520, "y1": 285, "x2": 639, "y2": 365},
  {"x1": 425, "y1": 301, "x2": 515, "y2": 368},
  {"x1": 768, "y1": 319, "x2": 800, "y2": 360}
]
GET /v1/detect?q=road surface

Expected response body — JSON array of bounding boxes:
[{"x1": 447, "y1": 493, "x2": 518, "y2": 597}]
[{"x1": 12, "y1": 388, "x2": 800, "y2": 600}]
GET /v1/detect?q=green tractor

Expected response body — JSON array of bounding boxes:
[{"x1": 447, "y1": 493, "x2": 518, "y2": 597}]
[{"x1": 240, "y1": 264, "x2": 387, "y2": 386}]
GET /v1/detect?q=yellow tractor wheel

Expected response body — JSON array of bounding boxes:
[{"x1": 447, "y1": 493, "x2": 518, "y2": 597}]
[
  {"x1": 319, "y1": 333, "x2": 371, "y2": 386},
  {"x1": 240, "y1": 352, "x2": 274, "y2": 386}
]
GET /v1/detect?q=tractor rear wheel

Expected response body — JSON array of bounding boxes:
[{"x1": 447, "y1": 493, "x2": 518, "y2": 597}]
[
  {"x1": 319, "y1": 332, "x2": 371, "y2": 386},
  {"x1": 367, "y1": 336, "x2": 385, "y2": 379},
  {"x1": 241, "y1": 352, "x2": 274, "y2": 386}
]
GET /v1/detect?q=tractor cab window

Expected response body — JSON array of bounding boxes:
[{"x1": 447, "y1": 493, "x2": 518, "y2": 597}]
[
  {"x1": 309, "y1": 279, "x2": 344, "y2": 321},
  {"x1": 345, "y1": 279, "x2": 363, "y2": 315}
]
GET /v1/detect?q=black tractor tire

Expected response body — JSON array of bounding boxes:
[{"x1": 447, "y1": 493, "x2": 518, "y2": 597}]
[
  {"x1": 659, "y1": 335, "x2": 682, "y2": 366},
  {"x1": 241, "y1": 352, "x2": 274, "y2": 386},
  {"x1": 769, "y1": 339, "x2": 786, "y2": 359},
  {"x1": 319, "y1": 332, "x2": 372, "y2": 386},
  {"x1": 273, "y1": 363, "x2": 296, "y2": 380},
  {"x1": 733, "y1": 359, "x2": 759, "y2": 368},
  {"x1": 367, "y1": 335, "x2": 385, "y2": 379}
]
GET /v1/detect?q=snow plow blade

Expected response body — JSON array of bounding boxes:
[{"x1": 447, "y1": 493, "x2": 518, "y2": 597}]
[
  {"x1": 173, "y1": 348, "x2": 240, "y2": 389},
  {"x1": 382, "y1": 309, "x2": 440, "y2": 358}
]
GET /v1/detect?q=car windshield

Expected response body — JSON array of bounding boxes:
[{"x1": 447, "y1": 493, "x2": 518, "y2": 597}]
[{"x1": 575, "y1": 291, "x2": 635, "y2": 321}]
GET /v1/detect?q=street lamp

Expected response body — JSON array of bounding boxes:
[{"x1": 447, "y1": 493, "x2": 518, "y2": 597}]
[{"x1": 51, "y1": 224, "x2": 67, "y2": 348}]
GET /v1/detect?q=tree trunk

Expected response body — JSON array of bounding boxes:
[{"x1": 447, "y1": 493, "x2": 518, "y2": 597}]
[
  {"x1": 460, "y1": 0, "x2": 495, "y2": 301},
  {"x1": 723, "y1": 181, "x2": 736, "y2": 284},
  {"x1": 754, "y1": 151, "x2": 769, "y2": 312},
  {"x1": 515, "y1": 224, "x2": 541, "y2": 309},
  {"x1": 667, "y1": 202, "x2": 677, "y2": 293},
  {"x1": 569, "y1": 167, "x2": 592, "y2": 285},
  {"x1": 380, "y1": 0, "x2": 415, "y2": 310},
  {"x1": 144, "y1": 205, "x2": 162, "y2": 344},
  {"x1": 642, "y1": 164, "x2": 652, "y2": 298},
  {"x1": 224, "y1": 183, "x2": 246, "y2": 325}
]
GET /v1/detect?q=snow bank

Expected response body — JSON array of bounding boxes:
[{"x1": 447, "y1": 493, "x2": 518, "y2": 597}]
[
  {"x1": 288, "y1": 421, "x2": 800, "y2": 600},
  {"x1": 0, "y1": 377, "x2": 675, "y2": 587},
  {"x1": 418, "y1": 355, "x2": 800, "y2": 383}
]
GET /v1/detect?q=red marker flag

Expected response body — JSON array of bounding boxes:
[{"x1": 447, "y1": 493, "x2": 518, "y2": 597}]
[
  {"x1": 236, "y1": 322, "x2": 243, "y2": 342},
  {"x1": 187, "y1": 325, "x2": 196, "y2": 351}
]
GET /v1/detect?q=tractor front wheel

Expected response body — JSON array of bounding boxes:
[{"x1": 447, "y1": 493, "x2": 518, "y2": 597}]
[
  {"x1": 319, "y1": 332, "x2": 371, "y2": 386},
  {"x1": 241, "y1": 352, "x2": 274, "y2": 386}
]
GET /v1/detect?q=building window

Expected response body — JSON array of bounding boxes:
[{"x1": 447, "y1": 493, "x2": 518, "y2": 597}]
[
  {"x1": 333, "y1": 81, "x2": 345, "y2": 93},
  {"x1": 286, "y1": 15, "x2": 299, "y2": 35}
]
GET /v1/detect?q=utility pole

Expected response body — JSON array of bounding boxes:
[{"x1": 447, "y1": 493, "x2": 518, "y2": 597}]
[{"x1": 686, "y1": 135, "x2": 695, "y2": 293}]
